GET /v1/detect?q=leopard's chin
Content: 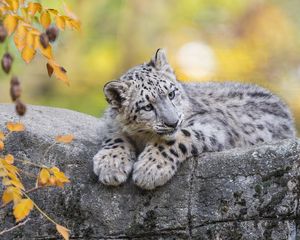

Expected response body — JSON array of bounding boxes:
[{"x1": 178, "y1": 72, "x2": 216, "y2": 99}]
[{"x1": 156, "y1": 129, "x2": 177, "y2": 139}]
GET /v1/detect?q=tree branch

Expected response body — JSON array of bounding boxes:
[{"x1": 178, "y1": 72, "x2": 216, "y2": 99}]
[{"x1": 0, "y1": 218, "x2": 30, "y2": 236}]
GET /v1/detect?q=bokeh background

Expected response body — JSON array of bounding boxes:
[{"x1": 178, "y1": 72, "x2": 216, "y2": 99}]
[{"x1": 0, "y1": 0, "x2": 300, "y2": 133}]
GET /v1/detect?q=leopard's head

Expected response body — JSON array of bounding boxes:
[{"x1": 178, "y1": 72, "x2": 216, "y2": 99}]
[{"x1": 104, "y1": 49, "x2": 188, "y2": 136}]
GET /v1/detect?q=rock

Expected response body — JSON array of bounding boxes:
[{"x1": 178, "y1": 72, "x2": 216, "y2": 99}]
[{"x1": 0, "y1": 104, "x2": 299, "y2": 239}]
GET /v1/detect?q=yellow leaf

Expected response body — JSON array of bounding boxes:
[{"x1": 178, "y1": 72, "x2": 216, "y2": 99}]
[
  {"x1": 7, "y1": 171, "x2": 19, "y2": 182},
  {"x1": 56, "y1": 224, "x2": 70, "y2": 240},
  {"x1": 6, "y1": 122, "x2": 25, "y2": 132},
  {"x1": 10, "y1": 179, "x2": 25, "y2": 190},
  {"x1": 0, "y1": 169, "x2": 6, "y2": 177},
  {"x1": 48, "y1": 175, "x2": 56, "y2": 186},
  {"x1": 0, "y1": 140, "x2": 4, "y2": 151},
  {"x1": 39, "y1": 43, "x2": 53, "y2": 59},
  {"x1": 2, "y1": 177, "x2": 11, "y2": 186},
  {"x1": 2, "y1": 189, "x2": 13, "y2": 205},
  {"x1": 3, "y1": 163, "x2": 19, "y2": 175},
  {"x1": 53, "y1": 171, "x2": 70, "y2": 183},
  {"x1": 14, "y1": 25, "x2": 27, "y2": 51},
  {"x1": 50, "y1": 166, "x2": 60, "y2": 173},
  {"x1": 47, "y1": 9, "x2": 58, "y2": 15},
  {"x1": 0, "y1": 131, "x2": 4, "y2": 140},
  {"x1": 53, "y1": 65, "x2": 69, "y2": 85},
  {"x1": 2, "y1": 186, "x2": 22, "y2": 205},
  {"x1": 5, "y1": 154, "x2": 14, "y2": 164},
  {"x1": 55, "y1": 16, "x2": 65, "y2": 30},
  {"x1": 39, "y1": 168, "x2": 50, "y2": 185},
  {"x1": 55, "y1": 134, "x2": 74, "y2": 143},
  {"x1": 40, "y1": 11, "x2": 51, "y2": 29},
  {"x1": 21, "y1": 6, "x2": 28, "y2": 19},
  {"x1": 66, "y1": 18, "x2": 80, "y2": 31},
  {"x1": 13, "y1": 198, "x2": 34, "y2": 222},
  {"x1": 28, "y1": 2, "x2": 42, "y2": 15},
  {"x1": 26, "y1": 32, "x2": 34, "y2": 46},
  {"x1": 22, "y1": 45, "x2": 36, "y2": 63},
  {"x1": 3, "y1": 15, "x2": 18, "y2": 35},
  {"x1": 6, "y1": 0, "x2": 19, "y2": 11}
]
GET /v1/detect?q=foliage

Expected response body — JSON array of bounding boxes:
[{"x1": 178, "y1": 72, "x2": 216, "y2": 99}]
[
  {"x1": 0, "y1": 0, "x2": 80, "y2": 85},
  {"x1": 0, "y1": 0, "x2": 80, "y2": 239},
  {"x1": 0, "y1": 123, "x2": 73, "y2": 239}
]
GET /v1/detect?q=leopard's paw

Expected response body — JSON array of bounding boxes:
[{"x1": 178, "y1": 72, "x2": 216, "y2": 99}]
[
  {"x1": 93, "y1": 149, "x2": 133, "y2": 186},
  {"x1": 132, "y1": 151, "x2": 177, "y2": 190}
]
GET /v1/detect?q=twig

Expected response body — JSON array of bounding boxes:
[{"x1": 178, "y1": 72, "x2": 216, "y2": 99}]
[
  {"x1": 43, "y1": 142, "x2": 57, "y2": 162},
  {"x1": 18, "y1": 169, "x2": 37, "y2": 178},
  {"x1": 25, "y1": 186, "x2": 42, "y2": 194},
  {"x1": 14, "y1": 158, "x2": 48, "y2": 169},
  {"x1": 0, "y1": 186, "x2": 49, "y2": 209},
  {"x1": 23, "y1": 192, "x2": 58, "y2": 226},
  {"x1": 0, "y1": 218, "x2": 30, "y2": 235}
]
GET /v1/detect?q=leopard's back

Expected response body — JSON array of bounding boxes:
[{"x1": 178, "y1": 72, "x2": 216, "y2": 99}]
[{"x1": 181, "y1": 82, "x2": 296, "y2": 147}]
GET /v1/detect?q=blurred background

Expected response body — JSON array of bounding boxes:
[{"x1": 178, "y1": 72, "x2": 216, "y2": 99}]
[{"x1": 0, "y1": 0, "x2": 300, "y2": 133}]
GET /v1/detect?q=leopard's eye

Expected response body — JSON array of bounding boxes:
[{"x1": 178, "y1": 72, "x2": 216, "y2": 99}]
[
  {"x1": 168, "y1": 90, "x2": 176, "y2": 100},
  {"x1": 141, "y1": 104, "x2": 153, "y2": 111}
]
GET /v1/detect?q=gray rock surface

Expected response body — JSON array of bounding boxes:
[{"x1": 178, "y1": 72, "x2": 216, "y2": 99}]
[{"x1": 0, "y1": 104, "x2": 299, "y2": 240}]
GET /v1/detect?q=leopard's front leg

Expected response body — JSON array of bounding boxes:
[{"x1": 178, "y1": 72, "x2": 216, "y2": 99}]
[
  {"x1": 93, "y1": 135, "x2": 136, "y2": 186},
  {"x1": 132, "y1": 129, "x2": 201, "y2": 190},
  {"x1": 132, "y1": 123, "x2": 230, "y2": 189}
]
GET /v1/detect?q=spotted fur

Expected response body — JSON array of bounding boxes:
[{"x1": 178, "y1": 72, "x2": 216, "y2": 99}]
[{"x1": 93, "y1": 49, "x2": 296, "y2": 190}]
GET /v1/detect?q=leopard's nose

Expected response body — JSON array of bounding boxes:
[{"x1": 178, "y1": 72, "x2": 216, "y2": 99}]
[{"x1": 164, "y1": 120, "x2": 179, "y2": 129}]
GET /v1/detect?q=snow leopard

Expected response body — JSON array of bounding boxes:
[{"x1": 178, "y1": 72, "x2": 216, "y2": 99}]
[{"x1": 93, "y1": 48, "x2": 296, "y2": 190}]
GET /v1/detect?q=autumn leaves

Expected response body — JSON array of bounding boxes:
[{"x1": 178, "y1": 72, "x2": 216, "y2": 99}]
[
  {"x1": 0, "y1": 1, "x2": 80, "y2": 238},
  {"x1": 0, "y1": 122, "x2": 74, "y2": 239},
  {"x1": 1, "y1": 1, "x2": 80, "y2": 85},
  {"x1": 0, "y1": 0, "x2": 80, "y2": 118}
]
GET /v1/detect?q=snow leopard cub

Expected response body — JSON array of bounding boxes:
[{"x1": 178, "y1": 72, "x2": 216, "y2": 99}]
[{"x1": 93, "y1": 48, "x2": 296, "y2": 190}]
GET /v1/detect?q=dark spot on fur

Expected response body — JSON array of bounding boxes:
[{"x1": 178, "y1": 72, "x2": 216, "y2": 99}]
[
  {"x1": 203, "y1": 145, "x2": 208, "y2": 152},
  {"x1": 181, "y1": 129, "x2": 191, "y2": 137},
  {"x1": 170, "y1": 148, "x2": 179, "y2": 157},
  {"x1": 191, "y1": 144, "x2": 198, "y2": 156},
  {"x1": 114, "y1": 138, "x2": 123, "y2": 143},
  {"x1": 247, "y1": 91, "x2": 271, "y2": 98},
  {"x1": 178, "y1": 143, "x2": 187, "y2": 154},
  {"x1": 166, "y1": 140, "x2": 176, "y2": 146},
  {"x1": 256, "y1": 138, "x2": 264, "y2": 143},
  {"x1": 257, "y1": 124, "x2": 264, "y2": 130},
  {"x1": 209, "y1": 136, "x2": 217, "y2": 146},
  {"x1": 162, "y1": 152, "x2": 168, "y2": 158},
  {"x1": 158, "y1": 145, "x2": 165, "y2": 152}
]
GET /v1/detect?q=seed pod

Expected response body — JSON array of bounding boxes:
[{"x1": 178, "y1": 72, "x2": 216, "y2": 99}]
[
  {"x1": 1, "y1": 53, "x2": 13, "y2": 74},
  {"x1": 46, "y1": 26, "x2": 59, "y2": 42},
  {"x1": 10, "y1": 85, "x2": 22, "y2": 101},
  {"x1": 10, "y1": 76, "x2": 20, "y2": 86},
  {"x1": 0, "y1": 25, "x2": 7, "y2": 43},
  {"x1": 39, "y1": 33, "x2": 49, "y2": 48},
  {"x1": 15, "y1": 99, "x2": 27, "y2": 116},
  {"x1": 10, "y1": 77, "x2": 21, "y2": 101}
]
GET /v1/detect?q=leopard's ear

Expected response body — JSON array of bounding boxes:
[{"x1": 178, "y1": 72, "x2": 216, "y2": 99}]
[
  {"x1": 148, "y1": 48, "x2": 173, "y2": 72},
  {"x1": 103, "y1": 81, "x2": 130, "y2": 109}
]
